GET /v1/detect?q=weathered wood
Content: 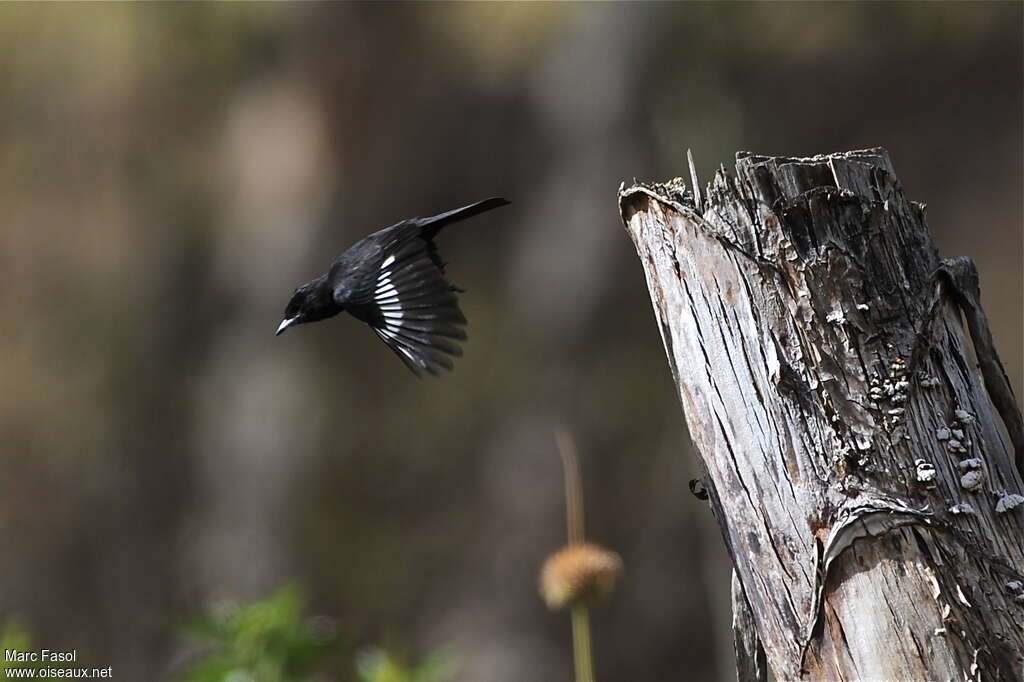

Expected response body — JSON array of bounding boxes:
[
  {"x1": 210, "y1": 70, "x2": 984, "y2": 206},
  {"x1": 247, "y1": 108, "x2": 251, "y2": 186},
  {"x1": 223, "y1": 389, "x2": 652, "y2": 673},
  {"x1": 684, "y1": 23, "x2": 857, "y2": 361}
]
[
  {"x1": 620, "y1": 149, "x2": 1024, "y2": 680},
  {"x1": 733, "y1": 569, "x2": 768, "y2": 682}
]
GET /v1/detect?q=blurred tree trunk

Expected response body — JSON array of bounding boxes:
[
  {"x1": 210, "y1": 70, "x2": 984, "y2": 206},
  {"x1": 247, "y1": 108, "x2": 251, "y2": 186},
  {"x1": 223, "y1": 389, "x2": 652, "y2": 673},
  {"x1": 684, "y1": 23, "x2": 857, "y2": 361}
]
[{"x1": 620, "y1": 149, "x2": 1024, "y2": 680}]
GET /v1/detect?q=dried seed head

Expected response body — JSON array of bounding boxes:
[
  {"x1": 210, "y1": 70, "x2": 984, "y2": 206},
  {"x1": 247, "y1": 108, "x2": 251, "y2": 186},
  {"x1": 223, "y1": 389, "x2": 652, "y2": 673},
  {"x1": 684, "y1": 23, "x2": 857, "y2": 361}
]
[{"x1": 539, "y1": 543, "x2": 622, "y2": 610}]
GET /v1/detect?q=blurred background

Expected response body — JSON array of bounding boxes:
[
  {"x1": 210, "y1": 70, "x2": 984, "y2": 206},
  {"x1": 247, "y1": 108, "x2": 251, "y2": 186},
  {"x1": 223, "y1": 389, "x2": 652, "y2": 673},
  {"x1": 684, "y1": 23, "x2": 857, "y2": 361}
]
[{"x1": 0, "y1": 3, "x2": 1020, "y2": 680}]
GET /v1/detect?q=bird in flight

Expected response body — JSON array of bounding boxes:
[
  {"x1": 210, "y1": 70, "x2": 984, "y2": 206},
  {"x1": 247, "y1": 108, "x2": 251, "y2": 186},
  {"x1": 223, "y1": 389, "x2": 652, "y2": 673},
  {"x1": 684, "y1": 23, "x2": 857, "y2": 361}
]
[{"x1": 276, "y1": 197, "x2": 509, "y2": 376}]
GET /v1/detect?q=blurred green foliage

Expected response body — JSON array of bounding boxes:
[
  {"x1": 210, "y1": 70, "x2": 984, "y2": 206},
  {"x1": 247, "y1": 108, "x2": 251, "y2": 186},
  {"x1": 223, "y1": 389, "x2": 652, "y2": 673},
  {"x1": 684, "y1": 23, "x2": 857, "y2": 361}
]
[
  {"x1": 355, "y1": 648, "x2": 456, "y2": 682},
  {"x1": 177, "y1": 586, "x2": 455, "y2": 682},
  {"x1": 0, "y1": 622, "x2": 41, "y2": 674},
  {"x1": 179, "y1": 585, "x2": 340, "y2": 682}
]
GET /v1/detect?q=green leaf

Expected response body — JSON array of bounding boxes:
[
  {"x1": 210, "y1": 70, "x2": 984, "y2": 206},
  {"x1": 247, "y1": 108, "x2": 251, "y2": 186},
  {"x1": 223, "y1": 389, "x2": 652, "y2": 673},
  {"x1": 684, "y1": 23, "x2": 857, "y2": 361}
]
[
  {"x1": 177, "y1": 585, "x2": 340, "y2": 682},
  {"x1": 355, "y1": 647, "x2": 457, "y2": 682}
]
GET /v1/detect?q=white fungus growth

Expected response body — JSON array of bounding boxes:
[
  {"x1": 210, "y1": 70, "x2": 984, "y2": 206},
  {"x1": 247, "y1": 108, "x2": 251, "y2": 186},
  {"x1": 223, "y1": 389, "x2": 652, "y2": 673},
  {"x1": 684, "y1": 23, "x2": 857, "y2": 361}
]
[
  {"x1": 994, "y1": 494, "x2": 1024, "y2": 514},
  {"x1": 915, "y1": 459, "x2": 937, "y2": 483},
  {"x1": 1006, "y1": 581, "x2": 1023, "y2": 593},
  {"x1": 954, "y1": 409, "x2": 975, "y2": 424},
  {"x1": 946, "y1": 439, "x2": 967, "y2": 454},
  {"x1": 960, "y1": 470, "x2": 984, "y2": 491},
  {"x1": 957, "y1": 459, "x2": 982, "y2": 471},
  {"x1": 948, "y1": 503, "x2": 974, "y2": 515},
  {"x1": 936, "y1": 427, "x2": 951, "y2": 441}
]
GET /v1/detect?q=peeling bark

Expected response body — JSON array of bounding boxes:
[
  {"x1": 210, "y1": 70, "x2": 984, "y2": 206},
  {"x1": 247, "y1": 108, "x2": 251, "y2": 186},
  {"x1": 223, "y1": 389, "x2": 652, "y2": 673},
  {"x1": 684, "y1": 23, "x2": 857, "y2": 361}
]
[{"x1": 620, "y1": 149, "x2": 1024, "y2": 680}]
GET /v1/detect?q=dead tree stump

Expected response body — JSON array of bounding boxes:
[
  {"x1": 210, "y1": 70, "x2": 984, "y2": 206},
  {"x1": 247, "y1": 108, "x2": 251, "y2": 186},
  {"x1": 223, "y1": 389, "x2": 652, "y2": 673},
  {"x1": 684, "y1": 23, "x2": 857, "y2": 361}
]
[{"x1": 620, "y1": 149, "x2": 1024, "y2": 680}]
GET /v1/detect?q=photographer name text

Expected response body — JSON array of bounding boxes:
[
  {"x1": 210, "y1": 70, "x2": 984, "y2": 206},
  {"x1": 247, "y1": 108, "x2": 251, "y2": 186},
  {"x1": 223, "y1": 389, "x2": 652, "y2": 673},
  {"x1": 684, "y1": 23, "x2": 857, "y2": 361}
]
[
  {"x1": 4, "y1": 649, "x2": 112, "y2": 679},
  {"x1": 5, "y1": 651, "x2": 76, "y2": 664}
]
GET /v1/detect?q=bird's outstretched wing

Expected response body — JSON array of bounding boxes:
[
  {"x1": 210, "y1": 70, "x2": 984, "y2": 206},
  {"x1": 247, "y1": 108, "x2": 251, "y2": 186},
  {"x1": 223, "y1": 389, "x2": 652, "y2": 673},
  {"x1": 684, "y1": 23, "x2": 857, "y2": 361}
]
[
  {"x1": 361, "y1": 228, "x2": 468, "y2": 376},
  {"x1": 336, "y1": 197, "x2": 508, "y2": 376}
]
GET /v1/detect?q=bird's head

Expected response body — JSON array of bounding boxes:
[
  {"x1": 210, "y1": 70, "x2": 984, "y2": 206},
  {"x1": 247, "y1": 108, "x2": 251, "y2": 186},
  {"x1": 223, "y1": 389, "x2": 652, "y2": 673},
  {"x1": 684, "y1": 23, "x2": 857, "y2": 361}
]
[{"x1": 276, "y1": 277, "x2": 336, "y2": 335}]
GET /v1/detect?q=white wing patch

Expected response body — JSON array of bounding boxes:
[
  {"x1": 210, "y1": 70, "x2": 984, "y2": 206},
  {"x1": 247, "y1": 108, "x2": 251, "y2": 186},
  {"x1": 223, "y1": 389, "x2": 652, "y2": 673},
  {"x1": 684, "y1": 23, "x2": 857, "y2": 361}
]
[
  {"x1": 376, "y1": 274, "x2": 394, "y2": 295},
  {"x1": 367, "y1": 241, "x2": 466, "y2": 376},
  {"x1": 375, "y1": 260, "x2": 403, "y2": 331}
]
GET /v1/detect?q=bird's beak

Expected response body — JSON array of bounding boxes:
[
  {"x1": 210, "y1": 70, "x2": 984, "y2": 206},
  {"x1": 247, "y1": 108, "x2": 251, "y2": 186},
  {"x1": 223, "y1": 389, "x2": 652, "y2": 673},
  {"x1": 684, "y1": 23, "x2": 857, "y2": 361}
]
[{"x1": 276, "y1": 317, "x2": 297, "y2": 336}]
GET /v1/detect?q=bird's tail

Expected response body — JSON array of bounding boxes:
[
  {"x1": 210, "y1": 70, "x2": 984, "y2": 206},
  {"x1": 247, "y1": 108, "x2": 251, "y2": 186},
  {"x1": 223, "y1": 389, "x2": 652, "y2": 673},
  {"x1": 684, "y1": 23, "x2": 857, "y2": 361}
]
[{"x1": 417, "y1": 197, "x2": 510, "y2": 239}]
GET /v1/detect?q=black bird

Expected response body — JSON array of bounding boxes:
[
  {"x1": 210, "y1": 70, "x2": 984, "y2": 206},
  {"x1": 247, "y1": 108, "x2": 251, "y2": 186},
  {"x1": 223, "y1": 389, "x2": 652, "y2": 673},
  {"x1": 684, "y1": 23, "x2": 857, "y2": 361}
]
[{"x1": 276, "y1": 197, "x2": 509, "y2": 376}]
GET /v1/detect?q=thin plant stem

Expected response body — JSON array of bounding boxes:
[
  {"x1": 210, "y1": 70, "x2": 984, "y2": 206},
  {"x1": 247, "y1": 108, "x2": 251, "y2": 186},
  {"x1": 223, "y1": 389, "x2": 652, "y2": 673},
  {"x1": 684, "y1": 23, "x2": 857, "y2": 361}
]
[
  {"x1": 557, "y1": 429, "x2": 595, "y2": 682},
  {"x1": 571, "y1": 603, "x2": 595, "y2": 682},
  {"x1": 555, "y1": 429, "x2": 584, "y2": 545}
]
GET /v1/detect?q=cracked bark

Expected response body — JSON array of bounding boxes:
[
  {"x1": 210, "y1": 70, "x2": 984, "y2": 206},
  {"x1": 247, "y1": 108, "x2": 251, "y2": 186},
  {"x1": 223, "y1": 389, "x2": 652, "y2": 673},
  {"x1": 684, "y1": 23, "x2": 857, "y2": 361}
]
[
  {"x1": 733, "y1": 569, "x2": 768, "y2": 682},
  {"x1": 620, "y1": 149, "x2": 1024, "y2": 681}
]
